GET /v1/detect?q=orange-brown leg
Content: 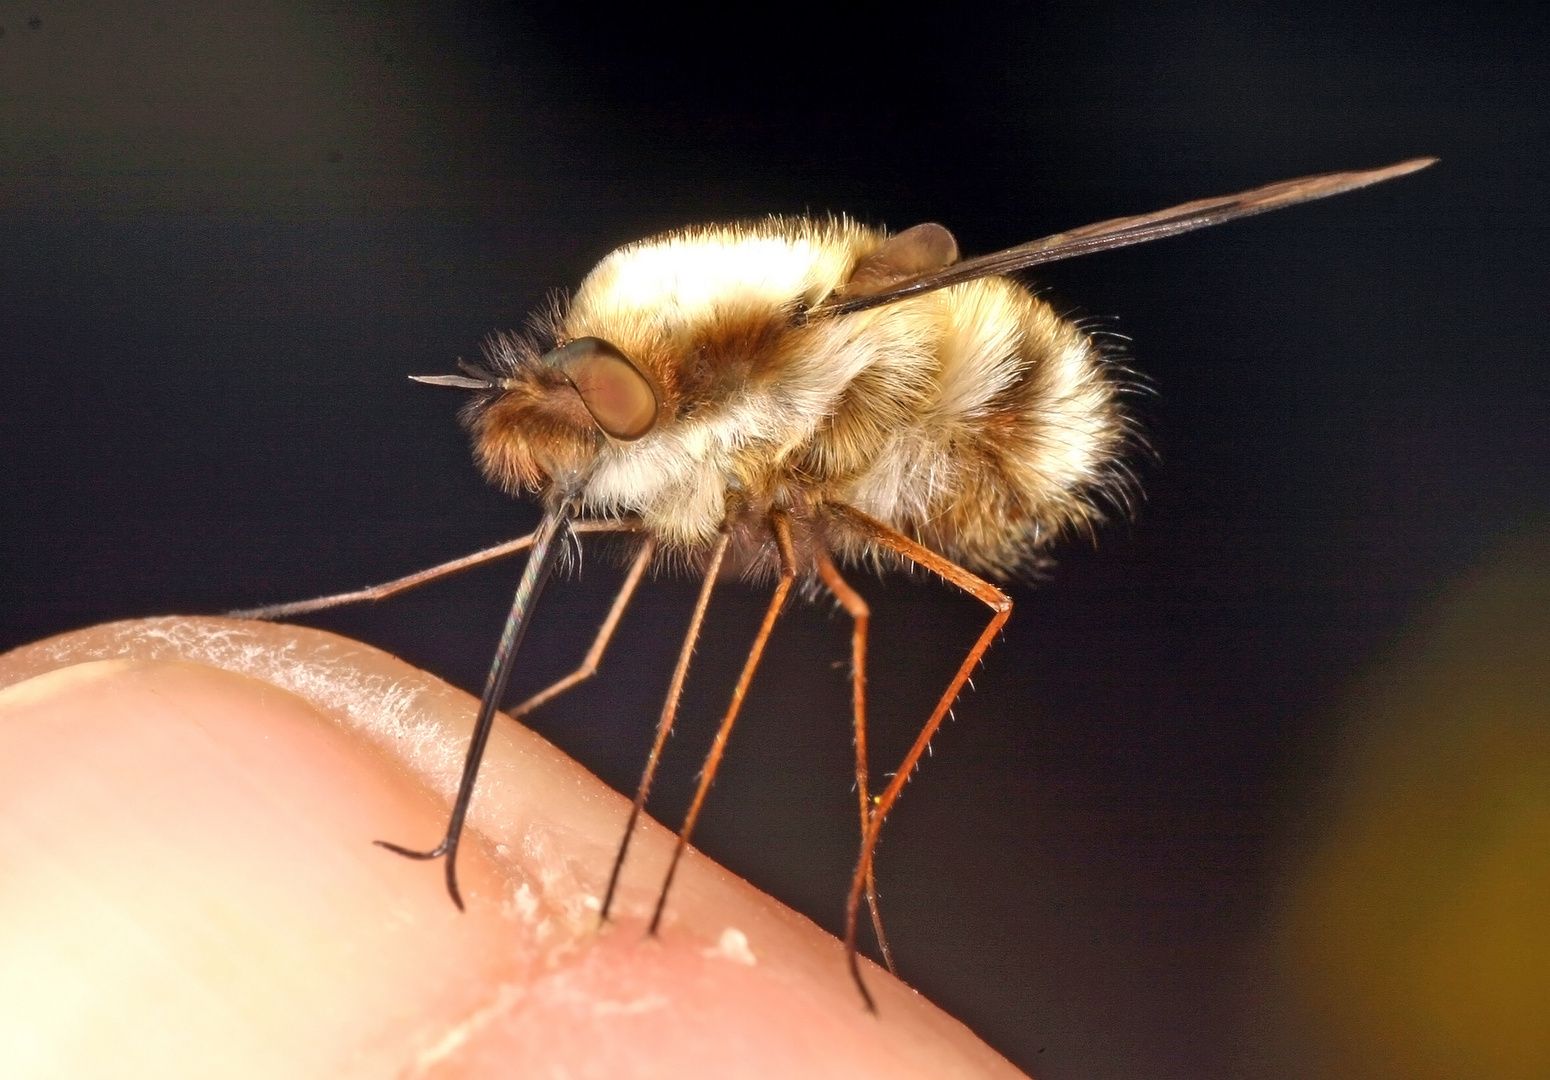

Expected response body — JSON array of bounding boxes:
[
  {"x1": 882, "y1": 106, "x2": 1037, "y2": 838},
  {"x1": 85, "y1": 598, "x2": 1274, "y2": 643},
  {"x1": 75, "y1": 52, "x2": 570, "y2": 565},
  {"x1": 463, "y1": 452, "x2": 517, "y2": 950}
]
[
  {"x1": 826, "y1": 503, "x2": 1012, "y2": 1011},
  {"x1": 599, "y1": 528, "x2": 731, "y2": 923},
  {"x1": 647, "y1": 510, "x2": 798, "y2": 935},
  {"x1": 229, "y1": 520, "x2": 640, "y2": 620},
  {"x1": 507, "y1": 537, "x2": 655, "y2": 721},
  {"x1": 815, "y1": 551, "x2": 896, "y2": 975}
]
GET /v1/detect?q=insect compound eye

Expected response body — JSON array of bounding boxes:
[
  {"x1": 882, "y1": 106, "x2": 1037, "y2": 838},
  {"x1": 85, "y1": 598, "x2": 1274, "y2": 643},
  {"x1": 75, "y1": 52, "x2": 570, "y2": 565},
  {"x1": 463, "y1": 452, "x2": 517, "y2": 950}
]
[{"x1": 543, "y1": 336, "x2": 660, "y2": 441}]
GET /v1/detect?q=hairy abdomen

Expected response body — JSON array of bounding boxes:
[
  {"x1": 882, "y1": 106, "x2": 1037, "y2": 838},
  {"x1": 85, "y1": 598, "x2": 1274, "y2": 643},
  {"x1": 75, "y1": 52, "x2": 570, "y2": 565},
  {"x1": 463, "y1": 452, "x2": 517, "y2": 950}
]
[{"x1": 819, "y1": 278, "x2": 1131, "y2": 578}]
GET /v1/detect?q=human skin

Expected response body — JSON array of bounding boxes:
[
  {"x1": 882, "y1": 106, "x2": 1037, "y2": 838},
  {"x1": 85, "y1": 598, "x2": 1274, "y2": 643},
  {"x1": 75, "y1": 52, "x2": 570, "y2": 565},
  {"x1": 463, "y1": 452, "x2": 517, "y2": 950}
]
[{"x1": 0, "y1": 617, "x2": 1029, "y2": 1079}]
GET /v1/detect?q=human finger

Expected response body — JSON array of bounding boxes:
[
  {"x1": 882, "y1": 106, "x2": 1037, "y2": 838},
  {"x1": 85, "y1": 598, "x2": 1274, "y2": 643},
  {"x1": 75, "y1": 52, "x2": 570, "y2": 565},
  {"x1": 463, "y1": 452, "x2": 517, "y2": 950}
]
[{"x1": 0, "y1": 618, "x2": 1028, "y2": 1079}]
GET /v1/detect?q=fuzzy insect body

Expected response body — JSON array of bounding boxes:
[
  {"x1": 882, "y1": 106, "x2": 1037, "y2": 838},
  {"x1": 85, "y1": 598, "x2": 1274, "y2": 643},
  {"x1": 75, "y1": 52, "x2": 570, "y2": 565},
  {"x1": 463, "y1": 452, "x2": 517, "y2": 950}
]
[
  {"x1": 470, "y1": 216, "x2": 1130, "y2": 579},
  {"x1": 236, "y1": 157, "x2": 1435, "y2": 1008}
]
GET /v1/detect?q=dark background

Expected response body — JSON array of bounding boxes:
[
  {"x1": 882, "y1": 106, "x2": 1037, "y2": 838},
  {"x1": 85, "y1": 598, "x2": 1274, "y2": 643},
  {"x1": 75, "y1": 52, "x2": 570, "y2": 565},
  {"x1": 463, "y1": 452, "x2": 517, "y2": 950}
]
[{"x1": 2, "y1": 3, "x2": 1546, "y2": 1077}]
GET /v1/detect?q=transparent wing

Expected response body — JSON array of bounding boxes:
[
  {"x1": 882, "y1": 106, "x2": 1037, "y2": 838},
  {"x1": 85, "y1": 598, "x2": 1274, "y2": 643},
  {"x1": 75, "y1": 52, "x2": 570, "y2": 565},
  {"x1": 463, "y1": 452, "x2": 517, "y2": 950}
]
[{"x1": 811, "y1": 157, "x2": 1436, "y2": 318}]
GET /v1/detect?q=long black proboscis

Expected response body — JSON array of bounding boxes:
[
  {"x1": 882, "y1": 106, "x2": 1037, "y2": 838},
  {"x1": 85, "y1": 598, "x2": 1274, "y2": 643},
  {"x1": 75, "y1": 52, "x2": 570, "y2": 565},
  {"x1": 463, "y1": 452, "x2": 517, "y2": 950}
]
[{"x1": 375, "y1": 502, "x2": 574, "y2": 909}]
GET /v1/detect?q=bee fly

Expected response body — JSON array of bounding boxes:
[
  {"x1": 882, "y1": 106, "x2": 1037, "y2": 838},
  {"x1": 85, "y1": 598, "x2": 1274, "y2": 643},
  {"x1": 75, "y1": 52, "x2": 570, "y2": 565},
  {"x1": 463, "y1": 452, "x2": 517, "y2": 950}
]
[{"x1": 233, "y1": 157, "x2": 1434, "y2": 1008}]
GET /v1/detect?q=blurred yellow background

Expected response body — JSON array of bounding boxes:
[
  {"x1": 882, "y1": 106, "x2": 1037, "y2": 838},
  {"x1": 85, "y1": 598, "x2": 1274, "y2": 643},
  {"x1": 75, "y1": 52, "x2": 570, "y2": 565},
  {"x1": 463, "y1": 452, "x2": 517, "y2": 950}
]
[{"x1": 1283, "y1": 538, "x2": 1550, "y2": 1079}]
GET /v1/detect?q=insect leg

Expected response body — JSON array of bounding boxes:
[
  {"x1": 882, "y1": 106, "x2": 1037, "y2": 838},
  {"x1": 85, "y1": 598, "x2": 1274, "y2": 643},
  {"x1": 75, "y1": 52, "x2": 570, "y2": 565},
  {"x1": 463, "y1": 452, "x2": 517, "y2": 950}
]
[
  {"x1": 507, "y1": 537, "x2": 656, "y2": 721},
  {"x1": 228, "y1": 520, "x2": 639, "y2": 620},
  {"x1": 826, "y1": 503, "x2": 1012, "y2": 1011},
  {"x1": 646, "y1": 509, "x2": 798, "y2": 936},
  {"x1": 599, "y1": 527, "x2": 731, "y2": 923},
  {"x1": 375, "y1": 503, "x2": 574, "y2": 909},
  {"x1": 815, "y1": 550, "x2": 896, "y2": 975}
]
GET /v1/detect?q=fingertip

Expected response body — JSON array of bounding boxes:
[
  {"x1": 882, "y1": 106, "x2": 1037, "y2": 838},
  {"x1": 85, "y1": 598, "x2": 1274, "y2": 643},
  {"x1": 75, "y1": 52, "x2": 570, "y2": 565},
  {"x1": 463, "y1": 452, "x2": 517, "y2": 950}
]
[
  {"x1": 0, "y1": 619, "x2": 1029, "y2": 1078},
  {"x1": 0, "y1": 656, "x2": 523, "y2": 1077}
]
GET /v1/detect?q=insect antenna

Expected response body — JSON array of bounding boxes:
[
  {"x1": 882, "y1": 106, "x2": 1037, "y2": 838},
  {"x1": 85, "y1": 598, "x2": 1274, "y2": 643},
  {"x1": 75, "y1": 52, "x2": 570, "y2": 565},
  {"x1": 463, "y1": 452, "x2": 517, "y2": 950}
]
[{"x1": 375, "y1": 501, "x2": 575, "y2": 908}]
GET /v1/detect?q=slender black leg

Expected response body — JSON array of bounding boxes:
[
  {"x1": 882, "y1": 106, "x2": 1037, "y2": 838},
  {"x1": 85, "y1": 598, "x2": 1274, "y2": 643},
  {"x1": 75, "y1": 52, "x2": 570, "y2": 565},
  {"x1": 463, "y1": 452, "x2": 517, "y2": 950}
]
[{"x1": 375, "y1": 503, "x2": 574, "y2": 909}]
